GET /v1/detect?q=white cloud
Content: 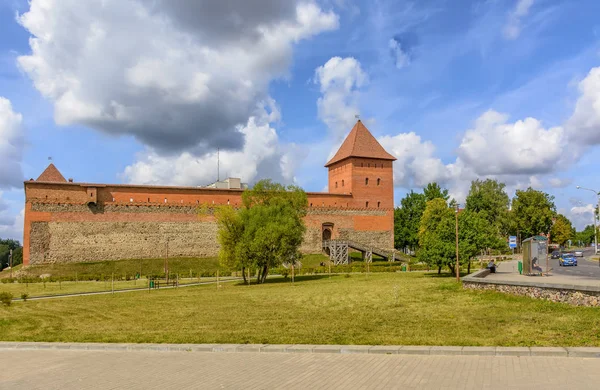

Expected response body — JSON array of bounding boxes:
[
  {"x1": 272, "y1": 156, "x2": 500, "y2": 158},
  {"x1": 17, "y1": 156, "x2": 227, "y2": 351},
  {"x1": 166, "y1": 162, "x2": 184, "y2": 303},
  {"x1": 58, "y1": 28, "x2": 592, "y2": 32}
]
[
  {"x1": 457, "y1": 110, "x2": 564, "y2": 176},
  {"x1": 379, "y1": 132, "x2": 450, "y2": 188},
  {"x1": 568, "y1": 203, "x2": 596, "y2": 230},
  {"x1": 122, "y1": 101, "x2": 297, "y2": 186},
  {"x1": 0, "y1": 97, "x2": 24, "y2": 189},
  {"x1": 0, "y1": 192, "x2": 23, "y2": 242},
  {"x1": 314, "y1": 56, "x2": 368, "y2": 140},
  {"x1": 388, "y1": 38, "x2": 410, "y2": 69},
  {"x1": 503, "y1": 0, "x2": 535, "y2": 40},
  {"x1": 567, "y1": 66, "x2": 600, "y2": 145},
  {"x1": 17, "y1": 0, "x2": 338, "y2": 155},
  {"x1": 549, "y1": 177, "x2": 573, "y2": 188}
]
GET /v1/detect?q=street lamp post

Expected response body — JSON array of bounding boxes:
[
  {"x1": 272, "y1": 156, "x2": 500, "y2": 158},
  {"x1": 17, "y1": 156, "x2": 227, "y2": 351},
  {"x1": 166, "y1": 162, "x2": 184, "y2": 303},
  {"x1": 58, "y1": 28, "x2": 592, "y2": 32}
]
[
  {"x1": 455, "y1": 204, "x2": 460, "y2": 282},
  {"x1": 576, "y1": 186, "x2": 599, "y2": 256}
]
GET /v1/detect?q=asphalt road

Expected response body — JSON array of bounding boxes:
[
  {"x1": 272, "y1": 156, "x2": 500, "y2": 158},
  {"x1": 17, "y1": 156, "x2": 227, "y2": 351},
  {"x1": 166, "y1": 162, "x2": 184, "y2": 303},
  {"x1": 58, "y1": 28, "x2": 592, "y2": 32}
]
[{"x1": 551, "y1": 247, "x2": 600, "y2": 279}]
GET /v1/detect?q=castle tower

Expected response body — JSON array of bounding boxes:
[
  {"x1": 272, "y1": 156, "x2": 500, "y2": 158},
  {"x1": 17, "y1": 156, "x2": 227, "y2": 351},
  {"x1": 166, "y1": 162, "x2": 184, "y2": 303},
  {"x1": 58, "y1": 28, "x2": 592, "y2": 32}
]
[{"x1": 325, "y1": 120, "x2": 396, "y2": 209}]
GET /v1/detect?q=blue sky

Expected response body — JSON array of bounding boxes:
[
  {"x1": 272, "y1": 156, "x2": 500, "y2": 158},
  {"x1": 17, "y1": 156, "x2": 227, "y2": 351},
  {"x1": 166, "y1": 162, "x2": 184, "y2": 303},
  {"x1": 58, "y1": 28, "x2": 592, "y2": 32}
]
[{"x1": 1, "y1": 0, "x2": 600, "y2": 241}]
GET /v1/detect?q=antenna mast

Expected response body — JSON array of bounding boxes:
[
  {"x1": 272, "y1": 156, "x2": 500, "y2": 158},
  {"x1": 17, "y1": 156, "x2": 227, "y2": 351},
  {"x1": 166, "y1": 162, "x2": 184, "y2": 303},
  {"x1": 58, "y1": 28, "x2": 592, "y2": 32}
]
[{"x1": 217, "y1": 148, "x2": 220, "y2": 181}]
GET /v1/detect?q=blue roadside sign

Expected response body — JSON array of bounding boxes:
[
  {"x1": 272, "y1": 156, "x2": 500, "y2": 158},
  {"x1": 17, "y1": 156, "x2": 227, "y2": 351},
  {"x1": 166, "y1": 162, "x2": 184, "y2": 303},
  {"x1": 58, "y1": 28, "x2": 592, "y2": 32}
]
[{"x1": 509, "y1": 236, "x2": 517, "y2": 249}]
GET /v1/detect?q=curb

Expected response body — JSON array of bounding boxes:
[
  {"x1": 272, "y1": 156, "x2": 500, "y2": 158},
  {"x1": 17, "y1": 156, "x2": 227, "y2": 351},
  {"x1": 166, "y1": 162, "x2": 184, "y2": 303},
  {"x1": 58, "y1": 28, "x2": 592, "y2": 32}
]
[{"x1": 1, "y1": 342, "x2": 598, "y2": 358}]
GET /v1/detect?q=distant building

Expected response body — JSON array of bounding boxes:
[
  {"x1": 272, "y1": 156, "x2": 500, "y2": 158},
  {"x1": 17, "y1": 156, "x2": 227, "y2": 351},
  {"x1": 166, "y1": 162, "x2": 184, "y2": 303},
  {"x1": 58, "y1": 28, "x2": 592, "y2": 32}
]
[{"x1": 206, "y1": 178, "x2": 248, "y2": 190}]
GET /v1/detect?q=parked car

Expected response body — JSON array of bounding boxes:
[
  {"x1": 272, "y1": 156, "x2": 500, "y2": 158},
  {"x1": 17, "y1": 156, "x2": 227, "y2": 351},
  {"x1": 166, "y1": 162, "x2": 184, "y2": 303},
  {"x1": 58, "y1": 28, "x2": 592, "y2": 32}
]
[
  {"x1": 559, "y1": 254, "x2": 577, "y2": 267},
  {"x1": 574, "y1": 250, "x2": 584, "y2": 258},
  {"x1": 551, "y1": 250, "x2": 561, "y2": 259}
]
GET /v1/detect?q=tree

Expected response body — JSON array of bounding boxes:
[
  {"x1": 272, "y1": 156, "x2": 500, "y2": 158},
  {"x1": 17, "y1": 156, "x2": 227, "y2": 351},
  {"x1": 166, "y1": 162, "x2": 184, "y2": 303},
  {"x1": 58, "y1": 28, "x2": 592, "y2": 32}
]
[
  {"x1": 576, "y1": 225, "x2": 596, "y2": 246},
  {"x1": 215, "y1": 205, "x2": 246, "y2": 282},
  {"x1": 394, "y1": 191, "x2": 426, "y2": 251},
  {"x1": 0, "y1": 239, "x2": 22, "y2": 270},
  {"x1": 215, "y1": 180, "x2": 307, "y2": 284},
  {"x1": 423, "y1": 182, "x2": 449, "y2": 202},
  {"x1": 550, "y1": 214, "x2": 574, "y2": 247},
  {"x1": 511, "y1": 188, "x2": 556, "y2": 239},
  {"x1": 458, "y1": 209, "x2": 505, "y2": 273},
  {"x1": 464, "y1": 179, "x2": 510, "y2": 235},
  {"x1": 418, "y1": 198, "x2": 457, "y2": 274}
]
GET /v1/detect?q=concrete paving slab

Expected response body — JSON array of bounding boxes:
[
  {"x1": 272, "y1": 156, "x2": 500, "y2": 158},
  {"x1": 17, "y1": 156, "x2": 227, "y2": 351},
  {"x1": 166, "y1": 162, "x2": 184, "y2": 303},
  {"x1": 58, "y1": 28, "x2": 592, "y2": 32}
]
[
  {"x1": 129, "y1": 343, "x2": 169, "y2": 351},
  {"x1": 462, "y1": 346, "x2": 495, "y2": 356},
  {"x1": 286, "y1": 345, "x2": 317, "y2": 353},
  {"x1": 261, "y1": 344, "x2": 294, "y2": 353},
  {"x1": 312, "y1": 345, "x2": 343, "y2": 354},
  {"x1": 430, "y1": 346, "x2": 463, "y2": 355},
  {"x1": 495, "y1": 347, "x2": 530, "y2": 356},
  {"x1": 368, "y1": 346, "x2": 401, "y2": 354},
  {"x1": 235, "y1": 344, "x2": 266, "y2": 352},
  {"x1": 567, "y1": 347, "x2": 600, "y2": 358},
  {"x1": 211, "y1": 344, "x2": 240, "y2": 352},
  {"x1": 398, "y1": 346, "x2": 431, "y2": 355},
  {"x1": 530, "y1": 347, "x2": 568, "y2": 357},
  {"x1": 164, "y1": 344, "x2": 194, "y2": 352},
  {"x1": 340, "y1": 345, "x2": 372, "y2": 354},
  {"x1": 188, "y1": 344, "x2": 217, "y2": 352}
]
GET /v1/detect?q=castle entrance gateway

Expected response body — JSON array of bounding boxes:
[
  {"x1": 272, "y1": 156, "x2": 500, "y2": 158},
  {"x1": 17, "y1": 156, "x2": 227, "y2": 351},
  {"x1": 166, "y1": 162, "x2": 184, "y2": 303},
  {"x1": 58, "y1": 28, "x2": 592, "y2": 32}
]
[{"x1": 322, "y1": 223, "x2": 333, "y2": 242}]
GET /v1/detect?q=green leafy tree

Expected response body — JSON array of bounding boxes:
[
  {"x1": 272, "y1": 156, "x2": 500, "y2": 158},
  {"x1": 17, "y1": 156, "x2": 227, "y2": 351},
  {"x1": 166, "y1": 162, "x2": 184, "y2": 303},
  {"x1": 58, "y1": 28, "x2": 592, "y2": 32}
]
[
  {"x1": 0, "y1": 244, "x2": 8, "y2": 270},
  {"x1": 465, "y1": 179, "x2": 510, "y2": 235},
  {"x1": 458, "y1": 209, "x2": 505, "y2": 272},
  {"x1": 11, "y1": 247, "x2": 23, "y2": 267},
  {"x1": 394, "y1": 191, "x2": 426, "y2": 251},
  {"x1": 215, "y1": 180, "x2": 307, "y2": 284},
  {"x1": 418, "y1": 198, "x2": 457, "y2": 274},
  {"x1": 215, "y1": 205, "x2": 247, "y2": 282},
  {"x1": 575, "y1": 225, "x2": 596, "y2": 246},
  {"x1": 550, "y1": 214, "x2": 574, "y2": 247},
  {"x1": 0, "y1": 239, "x2": 21, "y2": 270},
  {"x1": 511, "y1": 188, "x2": 556, "y2": 239},
  {"x1": 423, "y1": 182, "x2": 450, "y2": 202}
]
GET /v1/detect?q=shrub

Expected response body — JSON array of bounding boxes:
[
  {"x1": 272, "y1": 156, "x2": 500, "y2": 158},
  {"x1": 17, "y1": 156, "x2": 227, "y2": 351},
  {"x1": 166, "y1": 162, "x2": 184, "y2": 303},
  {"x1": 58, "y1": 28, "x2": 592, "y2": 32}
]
[
  {"x1": 20, "y1": 293, "x2": 29, "y2": 301},
  {"x1": 0, "y1": 291, "x2": 13, "y2": 306}
]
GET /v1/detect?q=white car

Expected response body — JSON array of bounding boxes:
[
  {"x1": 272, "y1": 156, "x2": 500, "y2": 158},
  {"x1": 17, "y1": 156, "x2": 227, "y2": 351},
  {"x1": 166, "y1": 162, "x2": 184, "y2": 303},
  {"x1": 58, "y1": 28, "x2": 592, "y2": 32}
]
[{"x1": 574, "y1": 250, "x2": 584, "y2": 258}]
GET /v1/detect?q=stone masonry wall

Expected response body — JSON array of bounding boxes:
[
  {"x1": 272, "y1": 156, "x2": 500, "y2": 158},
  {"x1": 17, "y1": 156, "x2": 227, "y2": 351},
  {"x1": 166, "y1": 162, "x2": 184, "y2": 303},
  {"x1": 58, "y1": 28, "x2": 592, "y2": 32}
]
[
  {"x1": 26, "y1": 202, "x2": 394, "y2": 265},
  {"x1": 463, "y1": 282, "x2": 600, "y2": 307}
]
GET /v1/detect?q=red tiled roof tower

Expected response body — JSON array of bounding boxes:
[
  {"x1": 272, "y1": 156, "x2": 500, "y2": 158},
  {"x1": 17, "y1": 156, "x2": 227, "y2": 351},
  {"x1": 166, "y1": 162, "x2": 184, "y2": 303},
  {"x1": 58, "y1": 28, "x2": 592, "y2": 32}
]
[
  {"x1": 325, "y1": 120, "x2": 396, "y2": 167},
  {"x1": 36, "y1": 163, "x2": 67, "y2": 183}
]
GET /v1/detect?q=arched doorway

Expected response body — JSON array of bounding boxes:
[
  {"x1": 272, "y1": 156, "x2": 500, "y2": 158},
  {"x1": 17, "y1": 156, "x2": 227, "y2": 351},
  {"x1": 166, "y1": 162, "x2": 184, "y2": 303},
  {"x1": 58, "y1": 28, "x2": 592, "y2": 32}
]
[{"x1": 322, "y1": 228, "x2": 332, "y2": 241}]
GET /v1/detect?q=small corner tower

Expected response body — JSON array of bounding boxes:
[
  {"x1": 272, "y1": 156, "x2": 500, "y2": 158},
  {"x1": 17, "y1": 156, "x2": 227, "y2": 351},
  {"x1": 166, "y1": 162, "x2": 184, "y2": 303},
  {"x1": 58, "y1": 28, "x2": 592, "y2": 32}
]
[{"x1": 325, "y1": 120, "x2": 396, "y2": 209}]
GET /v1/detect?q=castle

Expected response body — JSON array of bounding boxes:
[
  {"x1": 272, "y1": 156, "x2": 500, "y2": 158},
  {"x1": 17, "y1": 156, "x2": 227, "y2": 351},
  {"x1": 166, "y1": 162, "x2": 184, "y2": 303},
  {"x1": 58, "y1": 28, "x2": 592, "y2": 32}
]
[{"x1": 22, "y1": 120, "x2": 396, "y2": 265}]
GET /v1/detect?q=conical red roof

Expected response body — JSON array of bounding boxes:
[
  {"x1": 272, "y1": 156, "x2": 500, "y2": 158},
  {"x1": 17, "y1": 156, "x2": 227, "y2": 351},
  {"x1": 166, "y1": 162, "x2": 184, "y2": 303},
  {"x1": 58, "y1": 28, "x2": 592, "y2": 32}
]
[
  {"x1": 36, "y1": 163, "x2": 67, "y2": 182},
  {"x1": 325, "y1": 120, "x2": 396, "y2": 167}
]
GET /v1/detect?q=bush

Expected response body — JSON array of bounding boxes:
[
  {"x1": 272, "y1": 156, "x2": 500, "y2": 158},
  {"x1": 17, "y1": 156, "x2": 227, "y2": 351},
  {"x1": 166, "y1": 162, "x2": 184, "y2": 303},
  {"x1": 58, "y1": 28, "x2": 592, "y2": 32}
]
[
  {"x1": 0, "y1": 291, "x2": 13, "y2": 306},
  {"x1": 20, "y1": 293, "x2": 29, "y2": 301}
]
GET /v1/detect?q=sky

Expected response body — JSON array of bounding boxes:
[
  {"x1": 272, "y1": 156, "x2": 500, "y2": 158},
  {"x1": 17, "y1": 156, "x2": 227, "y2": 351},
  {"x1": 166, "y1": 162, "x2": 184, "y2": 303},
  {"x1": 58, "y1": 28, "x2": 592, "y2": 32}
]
[{"x1": 1, "y1": 0, "x2": 600, "y2": 241}]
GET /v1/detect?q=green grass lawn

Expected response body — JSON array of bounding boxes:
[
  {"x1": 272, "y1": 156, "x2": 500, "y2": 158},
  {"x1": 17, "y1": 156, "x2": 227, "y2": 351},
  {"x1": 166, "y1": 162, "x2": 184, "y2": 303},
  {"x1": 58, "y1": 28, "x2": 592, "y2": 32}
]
[
  {"x1": 1, "y1": 272, "x2": 599, "y2": 346},
  {"x1": 3, "y1": 257, "x2": 225, "y2": 280},
  {"x1": 0, "y1": 276, "x2": 237, "y2": 298}
]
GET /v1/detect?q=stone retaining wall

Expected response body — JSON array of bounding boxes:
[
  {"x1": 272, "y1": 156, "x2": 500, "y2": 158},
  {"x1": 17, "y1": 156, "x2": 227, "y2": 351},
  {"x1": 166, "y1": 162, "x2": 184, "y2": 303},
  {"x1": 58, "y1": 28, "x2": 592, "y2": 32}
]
[{"x1": 463, "y1": 282, "x2": 600, "y2": 307}]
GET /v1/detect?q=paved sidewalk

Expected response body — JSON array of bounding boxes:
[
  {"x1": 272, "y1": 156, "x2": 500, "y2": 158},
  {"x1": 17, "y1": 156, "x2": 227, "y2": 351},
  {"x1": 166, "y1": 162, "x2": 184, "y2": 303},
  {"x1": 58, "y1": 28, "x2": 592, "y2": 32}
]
[
  {"x1": 468, "y1": 260, "x2": 600, "y2": 291},
  {"x1": 3, "y1": 349, "x2": 600, "y2": 389}
]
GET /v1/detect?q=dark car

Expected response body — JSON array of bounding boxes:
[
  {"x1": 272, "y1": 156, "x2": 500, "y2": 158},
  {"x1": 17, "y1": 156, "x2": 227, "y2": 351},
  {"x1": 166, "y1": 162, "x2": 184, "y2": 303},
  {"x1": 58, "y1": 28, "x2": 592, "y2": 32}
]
[{"x1": 551, "y1": 250, "x2": 561, "y2": 259}]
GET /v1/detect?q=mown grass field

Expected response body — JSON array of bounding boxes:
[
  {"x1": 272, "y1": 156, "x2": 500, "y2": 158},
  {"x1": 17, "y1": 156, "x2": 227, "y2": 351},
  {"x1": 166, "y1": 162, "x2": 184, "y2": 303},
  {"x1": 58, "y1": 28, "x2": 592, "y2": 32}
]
[
  {"x1": 2, "y1": 272, "x2": 599, "y2": 347},
  {"x1": 0, "y1": 276, "x2": 236, "y2": 298}
]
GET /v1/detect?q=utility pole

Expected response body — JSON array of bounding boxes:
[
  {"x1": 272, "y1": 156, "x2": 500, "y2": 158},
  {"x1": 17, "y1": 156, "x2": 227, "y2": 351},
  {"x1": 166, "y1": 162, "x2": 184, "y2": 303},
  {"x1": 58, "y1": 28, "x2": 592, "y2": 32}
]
[
  {"x1": 9, "y1": 249, "x2": 13, "y2": 279},
  {"x1": 455, "y1": 204, "x2": 460, "y2": 282}
]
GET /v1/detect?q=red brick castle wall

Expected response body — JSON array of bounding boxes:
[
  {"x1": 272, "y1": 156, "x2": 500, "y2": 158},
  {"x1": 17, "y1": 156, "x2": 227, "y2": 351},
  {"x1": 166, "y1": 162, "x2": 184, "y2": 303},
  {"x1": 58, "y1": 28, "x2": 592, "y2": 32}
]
[{"x1": 22, "y1": 121, "x2": 396, "y2": 265}]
